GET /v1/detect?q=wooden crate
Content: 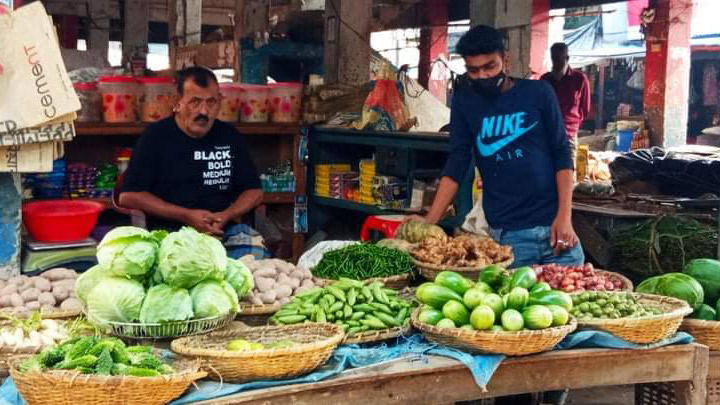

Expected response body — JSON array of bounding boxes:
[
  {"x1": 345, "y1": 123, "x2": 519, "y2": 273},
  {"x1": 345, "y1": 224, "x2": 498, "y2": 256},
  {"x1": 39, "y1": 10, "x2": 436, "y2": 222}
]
[{"x1": 635, "y1": 352, "x2": 719, "y2": 404}]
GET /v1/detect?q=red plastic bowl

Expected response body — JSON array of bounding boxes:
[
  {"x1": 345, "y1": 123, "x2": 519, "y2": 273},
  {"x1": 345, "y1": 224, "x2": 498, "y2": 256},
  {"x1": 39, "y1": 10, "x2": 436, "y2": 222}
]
[{"x1": 22, "y1": 200, "x2": 104, "y2": 243}]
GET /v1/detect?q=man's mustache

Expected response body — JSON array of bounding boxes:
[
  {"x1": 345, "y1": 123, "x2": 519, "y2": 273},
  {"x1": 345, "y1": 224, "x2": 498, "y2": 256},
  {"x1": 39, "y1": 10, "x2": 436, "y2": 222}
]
[{"x1": 194, "y1": 114, "x2": 209, "y2": 123}]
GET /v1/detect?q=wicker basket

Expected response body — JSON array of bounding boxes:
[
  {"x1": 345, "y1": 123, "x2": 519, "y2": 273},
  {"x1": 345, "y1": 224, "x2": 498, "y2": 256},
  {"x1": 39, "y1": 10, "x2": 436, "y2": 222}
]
[
  {"x1": 537, "y1": 269, "x2": 633, "y2": 293},
  {"x1": 680, "y1": 318, "x2": 720, "y2": 351},
  {"x1": 315, "y1": 272, "x2": 411, "y2": 289},
  {"x1": 96, "y1": 311, "x2": 237, "y2": 339},
  {"x1": 414, "y1": 256, "x2": 514, "y2": 281},
  {"x1": 0, "y1": 307, "x2": 81, "y2": 320},
  {"x1": 171, "y1": 323, "x2": 344, "y2": 383},
  {"x1": 576, "y1": 293, "x2": 692, "y2": 344},
  {"x1": 344, "y1": 320, "x2": 413, "y2": 345},
  {"x1": 9, "y1": 356, "x2": 206, "y2": 405},
  {"x1": 236, "y1": 302, "x2": 282, "y2": 326},
  {"x1": 636, "y1": 380, "x2": 720, "y2": 405},
  {"x1": 411, "y1": 308, "x2": 577, "y2": 356}
]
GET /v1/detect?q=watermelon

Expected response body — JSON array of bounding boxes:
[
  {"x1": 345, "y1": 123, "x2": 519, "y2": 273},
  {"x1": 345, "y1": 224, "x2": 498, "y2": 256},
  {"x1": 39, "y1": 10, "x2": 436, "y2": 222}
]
[
  {"x1": 510, "y1": 267, "x2": 537, "y2": 289},
  {"x1": 479, "y1": 265, "x2": 506, "y2": 288},
  {"x1": 442, "y1": 300, "x2": 470, "y2": 326},
  {"x1": 505, "y1": 287, "x2": 529, "y2": 311},
  {"x1": 522, "y1": 305, "x2": 553, "y2": 330},
  {"x1": 636, "y1": 273, "x2": 705, "y2": 310},
  {"x1": 683, "y1": 259, "x2": 720, "y2": 305},
  {"x1": 418, "y1": 308, "x2": 444, "y2": 325},
  {"x1": 692, "y1": 304, "x2": 716, "y2": 321}
]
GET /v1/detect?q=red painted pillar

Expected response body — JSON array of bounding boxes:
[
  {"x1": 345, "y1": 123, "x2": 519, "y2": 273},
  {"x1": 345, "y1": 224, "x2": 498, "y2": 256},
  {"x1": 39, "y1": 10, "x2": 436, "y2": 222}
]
[
  {"x1": 529, "y1": 0, "x2": 550, "y2": 79},
  {"x1": 643, "y1": 0, "x2": 693, "y2": 147},
  {"x1": 418, "y1": 0, "x2": 448, "y2": 104}
]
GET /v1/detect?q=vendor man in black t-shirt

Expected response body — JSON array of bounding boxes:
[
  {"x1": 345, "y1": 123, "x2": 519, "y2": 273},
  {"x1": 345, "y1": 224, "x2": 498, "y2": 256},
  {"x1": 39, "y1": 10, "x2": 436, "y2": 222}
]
[{"x1": 120, "y1": 67, "x2": 265, "y2": 256}]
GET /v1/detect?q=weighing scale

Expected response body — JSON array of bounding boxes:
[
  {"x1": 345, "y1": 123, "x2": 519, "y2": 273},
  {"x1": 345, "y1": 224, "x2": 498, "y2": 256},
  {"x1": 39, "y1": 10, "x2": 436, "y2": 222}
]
[{"x1": 21, "y1": 238, "x2": 98, "y2": 275}]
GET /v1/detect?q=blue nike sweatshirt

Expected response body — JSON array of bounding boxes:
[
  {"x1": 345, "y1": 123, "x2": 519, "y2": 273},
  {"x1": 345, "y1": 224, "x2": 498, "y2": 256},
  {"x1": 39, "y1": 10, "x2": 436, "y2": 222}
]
[{"x1": 443, "y1": 79, "x2": 574, "y2": 230}]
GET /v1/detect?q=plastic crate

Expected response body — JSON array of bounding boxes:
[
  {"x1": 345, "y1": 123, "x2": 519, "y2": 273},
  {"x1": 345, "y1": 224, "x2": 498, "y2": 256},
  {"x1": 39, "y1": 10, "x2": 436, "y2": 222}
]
[{"x1": 635, "y1": 378, "x2": 720, "y2": 405}]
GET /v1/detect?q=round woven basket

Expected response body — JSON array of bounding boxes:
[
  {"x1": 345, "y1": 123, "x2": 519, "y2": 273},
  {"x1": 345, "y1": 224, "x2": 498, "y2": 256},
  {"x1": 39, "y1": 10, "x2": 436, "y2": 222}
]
[
  {"x1": 344, "y1": 320, "x2": 413, "y2": 345},
  {"x1": 680, "y1": 318, "x2": 720, "y2": 351},
  {"x1": 411, "y1": 308, "x2": 577, "y2": 356},
  {"x1": 414, "y1": 256, "x2": 514, "y2": 281},
  {"x1": 576, "y1": 293, "x2": 692, "y2": 344},
  {"x1": 315, "y1": 272, "x2": 411, "y2": 289},
  {"x1": 531, "y1": 269, "x2": 634, "y2": 293},
  {"x1": 236, "y1": 302, "x2": 282, "y2": 326},
  {"x1": 0, "y1": 307, "x2": 81, "y2": 320},
  {"x1": 9, "y1": 356, "x2": 206, "y2": 405},
  {"x1": 171, "y1": 323, "x2": 344, "y2": 383}
]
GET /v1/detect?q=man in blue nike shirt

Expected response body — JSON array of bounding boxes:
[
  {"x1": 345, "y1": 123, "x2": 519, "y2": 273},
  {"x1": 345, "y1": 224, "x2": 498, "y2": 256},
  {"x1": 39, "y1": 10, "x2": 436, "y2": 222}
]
[{"x1": 417, "y1": 24, "x2": 584, "y2": 269}]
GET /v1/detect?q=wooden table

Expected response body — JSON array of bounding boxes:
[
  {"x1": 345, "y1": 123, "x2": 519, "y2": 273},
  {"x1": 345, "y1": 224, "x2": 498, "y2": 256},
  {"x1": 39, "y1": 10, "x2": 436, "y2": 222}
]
[{"x1": 198, "y1": 343, "x2": 709, "y2": 405}]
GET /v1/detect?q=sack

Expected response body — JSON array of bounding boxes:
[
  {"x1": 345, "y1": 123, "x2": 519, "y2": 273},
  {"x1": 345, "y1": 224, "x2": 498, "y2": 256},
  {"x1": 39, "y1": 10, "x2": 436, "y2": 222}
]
[
  {"x1": 351, "y1": 63, "x2": 415, "y2": 132},
  {"x1": 0, "y1": 2, "x2": 80, "y2": 131}
]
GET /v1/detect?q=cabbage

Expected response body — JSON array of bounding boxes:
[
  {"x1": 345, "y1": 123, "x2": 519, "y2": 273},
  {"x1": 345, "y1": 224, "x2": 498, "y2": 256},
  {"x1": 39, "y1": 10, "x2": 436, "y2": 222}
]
[
  {"x1": 158, "y1": 227, "x2": 228, "y2": 289},
  {"x1": 224, "y1": 259, "x2": 254, "y2": 299},
  {"x1": 139, "y1": 284, "x2": 194, "y2": 323},
  {"x1": 97, "y1": 227, "x2": 159, "y2": 278},
  {"x1": 75, "y1": 264, "x2": 110, "y2": 305},
  {"x1": 86, "y1": 277, "x2": 146, "y2": 323},
  {"x1": 190, "y1": 280, "x2": 238, "y2": 318}
]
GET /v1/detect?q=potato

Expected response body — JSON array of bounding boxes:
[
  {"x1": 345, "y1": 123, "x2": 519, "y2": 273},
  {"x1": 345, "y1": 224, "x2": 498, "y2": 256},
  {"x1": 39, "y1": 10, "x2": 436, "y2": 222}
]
[
  {"x1": 0, "y1": 284, "x2": 18, "y2": 296},
  {"x1": 275, "y1": 285, "x2": 293, "y2": 299},
  {"x1": 300, "y1": 268, "x2": 313, "y2": 279},
  {"x1": 33, "y1": 277, "x2": 52, "y2": 292},
  {"x1": 20, "y1": 288, "x2": 41, "y2": 302},
  {"x1": 52, "y1": 287, "x2": 69, "y2": 302},
  {"x1": 60, "y1": 298, "x2": 82, "y2": 311},
  {"x1": 258, "y1": 290, "x2": 277, "y2": 304},
  {"x1": 52, "y1": 279, "x2": 76, "y2": 291},
  {"x1": 239, "y1": 254, "x2": 256, "y2": 264},
  {"x1": 0, "y1": 280, "x2": 7, "y2": 290},
  {"x1": 0, "y1": 296, "x2": 12, "y2": 308},
  {"x1": 38, "y1": 292, "x2": 56, "y2": 307},
  {"x1": 7, "y1": 276, "x2": 24, "y2": 286},
  {"x1": 300, "y1": 279, "x2": 315, "y2": 289},
  {"x1": 254, "y1": 267, "x2": 277, "y2": 278},
  {"x1": 9, "y1": 293, "x2": 23, "y2": 308},
  {"x1": 293, "y1": 285, "x2": 312, "y2": 296},
  {"x1": 25, "y1": 301, "x2": 41, "y2": 311},
  {"x1": 287, "y1": 277, "x2": 300, "y2": 289},
  {"x1": 278, "y1": 297, "x2": 291, "y2": 305},
  {"x1": 21, "y1": 280, "x2": 35, "y2": 291},
  {"x1": 289, "y1": 270, "x2": 305, "y2": 280},
  {"x1": 255, "y1": 277, "x2": 275, "y2": 293},
  {"x1": 250, "y1": 295, "x2": 263, "y2": 305},
  {"x1": 279, "y1": 262, "x2": 296, "y2": 274},
  {"x1": 277, "y1": 273, "x2": 292, "y2": 286},
  {"x1": 41, "y1": 268, "x2": 77, "y2": 281}
]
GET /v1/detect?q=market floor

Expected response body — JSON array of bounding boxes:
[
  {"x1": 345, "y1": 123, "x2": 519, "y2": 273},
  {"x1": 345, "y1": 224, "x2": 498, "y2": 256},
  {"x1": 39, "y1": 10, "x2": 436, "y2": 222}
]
[{"x1": 566, "y1": 386, "x2": 634, "y2": 404}]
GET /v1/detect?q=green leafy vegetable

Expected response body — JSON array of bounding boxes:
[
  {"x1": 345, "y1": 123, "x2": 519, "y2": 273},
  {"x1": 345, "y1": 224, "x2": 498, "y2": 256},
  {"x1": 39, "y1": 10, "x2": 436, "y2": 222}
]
[
  {"x1": 190, "y1": 280, "x2": 238, "y2": 318},
  {"x1": 139, "y1": 284, "x2": 194, "y2": 323},
  {"x1": 312, "y1": 244, "x2": 412, "y2": 280},
  {"x1": 75, "y1": 264, "x2": 110, "y2": 305},
  {"x1": 225, "y1": 258, "x2": 253, "y2": 299},
  {"x1": 158, "y1": 227, "x2": 228, "y2": 289},
  {"x1": 97, "y1": 226, "x2": 159, "y2": 278},
  {"x1": 86, "y1": 278, "x2": 146, "y2": 323}
]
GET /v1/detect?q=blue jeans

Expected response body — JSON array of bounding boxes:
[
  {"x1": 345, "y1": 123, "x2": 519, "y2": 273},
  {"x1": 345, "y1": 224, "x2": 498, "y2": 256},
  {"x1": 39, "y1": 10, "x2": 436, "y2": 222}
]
[
  {"x1": 224, "y1": 223, "x2": 271, "y2": 260},
  {"x1": 489, "y1": 226, "x2": 584, "y2": 268}
]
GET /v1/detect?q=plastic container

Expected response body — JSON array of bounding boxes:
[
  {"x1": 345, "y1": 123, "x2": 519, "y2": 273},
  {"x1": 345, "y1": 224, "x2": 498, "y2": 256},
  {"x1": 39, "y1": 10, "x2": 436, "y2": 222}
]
[
  {"x1": 73, "y1": 82, "x2": 102, "y2": 122},
  {"x1": 269, "y1": 83, "x2": 303, "y2": 123},
  {"x1": 239, "y1": 84, "x2": 271, "y2": 123},
  {"x1": 218, "y1": 83, "x2": 242, "y2": 122},
  {"x1": 98, "y1": 76, "x2": 139, "y2": 123},
  {"x1": 22, "y1": 200, "x2": 104, "y2": 243},
  {"x1": 138, "y1": 77, "x2": 175, "y2": 122},
  {"x1": 616, "y1": 129, "x2": 635, "y2": 152}
]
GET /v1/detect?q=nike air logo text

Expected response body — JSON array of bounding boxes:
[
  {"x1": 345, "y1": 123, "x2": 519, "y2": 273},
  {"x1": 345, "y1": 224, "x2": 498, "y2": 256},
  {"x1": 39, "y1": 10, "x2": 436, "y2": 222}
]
[{"x1": 476, "y1": 112, "x2": 538, "y2": 157}]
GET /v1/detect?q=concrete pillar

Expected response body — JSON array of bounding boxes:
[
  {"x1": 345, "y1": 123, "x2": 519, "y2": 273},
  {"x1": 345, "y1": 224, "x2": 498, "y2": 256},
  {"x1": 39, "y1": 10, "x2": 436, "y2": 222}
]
[
  {"x1": 643, "y1": 0, "x2": 693, "y2": 147},
  {"x1": 324, "y1": 0, "x2": 371, "y2": 85},
  {"x1": 88, "y1": 0, "x2": 110, "y2": 62},
  {"x1": 122, "y1": 0, "x2": 150, "y2": 66},
  {"x1": 419, "y1": 0, "x2": 448, "y2": 105},
  {"x1": 0, "y1": 174, "x2": 21, "y2": 278},
  {"x1": 470, "y1": 0, "x2": 550, "y2": 79}
]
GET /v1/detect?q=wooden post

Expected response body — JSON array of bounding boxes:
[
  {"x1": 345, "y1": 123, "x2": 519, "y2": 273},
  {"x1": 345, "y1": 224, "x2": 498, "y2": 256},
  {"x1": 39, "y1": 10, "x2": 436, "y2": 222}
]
[
  {"x1": 88, "y1": 0, "x2": 110, "y2": 63},
  {"x1": 324, "y1": 0, "x2": 372, "y2": 85},
  {"x1": 122, "y1": 0, "x2": 150, "y2": 67},
  {"x1": 233, "y1": 0, "x2": 246, "y2": 81},
  {"x1": 595, "y1": 64, "x2": 605, "y2": 132},
  {"x1": 674, "y1": 344, "x2": 709, "y2": 405},
  {"x1": 169, "y1": 0, "x2": 203, "y2": 70}
]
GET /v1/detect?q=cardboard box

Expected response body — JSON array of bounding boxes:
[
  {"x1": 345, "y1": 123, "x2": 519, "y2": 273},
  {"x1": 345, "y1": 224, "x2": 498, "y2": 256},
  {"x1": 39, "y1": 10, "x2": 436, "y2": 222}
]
[
  {"x1": 0, "y1": 116, "x2": 75, "y2": 147},
  {"x1": 0, "y1": 141, "x2": 62, "y2": 173},
  {"x1": 176, "y1": 41, "x2": 237, "y2": 70}
]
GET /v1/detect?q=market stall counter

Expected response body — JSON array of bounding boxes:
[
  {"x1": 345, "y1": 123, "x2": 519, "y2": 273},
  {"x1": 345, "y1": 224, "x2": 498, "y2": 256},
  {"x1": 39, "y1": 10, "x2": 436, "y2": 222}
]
[{"x1": 195, "y1": 343, "x2": 709, "y2": 405}]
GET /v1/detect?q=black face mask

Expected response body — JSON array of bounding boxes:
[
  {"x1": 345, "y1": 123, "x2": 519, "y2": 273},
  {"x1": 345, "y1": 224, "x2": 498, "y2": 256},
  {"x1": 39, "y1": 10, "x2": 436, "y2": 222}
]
[{"x1": 469, "y1": 72, "x2": 507, "y2": 98}]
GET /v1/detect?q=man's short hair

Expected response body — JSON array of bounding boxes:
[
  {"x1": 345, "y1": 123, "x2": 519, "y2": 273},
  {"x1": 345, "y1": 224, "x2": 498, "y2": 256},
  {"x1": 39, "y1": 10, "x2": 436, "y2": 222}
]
[
  {"x1": 175, "y1": 66, "x2": 218, "y2": 96},
  {"x1": 551, "y1": 42, "x2": 569, "y2": 56},
  {"x1": 456, "y1": 25, "x2": 505, "y2": 58}
]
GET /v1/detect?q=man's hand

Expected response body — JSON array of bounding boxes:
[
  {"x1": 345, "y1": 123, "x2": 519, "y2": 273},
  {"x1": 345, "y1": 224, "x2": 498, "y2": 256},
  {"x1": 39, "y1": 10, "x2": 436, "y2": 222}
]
[
  {"x1": 403, "y1": 214, "x2": 428, "y2": 224},
  {"x1": 211, "y1": 210, "x2": 236, "y2": 231},
  {"x1": 184, "y1": 209, "x2": 224, "y2": 236},
  {"x1": 550, "y1": 214, "x2": 579, "y2": 256}
]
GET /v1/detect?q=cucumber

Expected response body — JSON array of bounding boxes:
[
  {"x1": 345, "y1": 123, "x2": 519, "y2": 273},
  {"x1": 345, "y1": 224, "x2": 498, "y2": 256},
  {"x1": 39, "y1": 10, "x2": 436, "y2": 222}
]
[
  {"x1": 434, "y1": 271, "x2": 475, "y2": 295},
  {"x1": 442, "y1": 300, "x2": 470, "y2": 326},
  {"x1": 416, "y1": 283, "x2": 463, "y2": 310}
]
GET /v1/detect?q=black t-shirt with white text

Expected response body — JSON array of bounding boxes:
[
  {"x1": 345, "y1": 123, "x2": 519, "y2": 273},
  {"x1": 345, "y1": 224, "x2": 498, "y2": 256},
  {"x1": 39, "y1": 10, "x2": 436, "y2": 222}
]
[{"x1": 121, "y1": 117, "x2": 261, "y2": 230}]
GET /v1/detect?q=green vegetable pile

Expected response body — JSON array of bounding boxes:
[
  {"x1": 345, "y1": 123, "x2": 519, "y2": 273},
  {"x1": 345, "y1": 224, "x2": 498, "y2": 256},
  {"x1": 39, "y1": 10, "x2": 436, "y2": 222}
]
[
  {"x1": 270, "y1": 278, "x2": 415, "y2": 336},
  {"x1": 611, "y1": 215, "x2": 717, "y2": 279},
  {"x1": 415, "y1": 267, "x2": 573, "y2": 332},
  {"x1": 311, "y1": 244, "x2": 413, "y2": 280},
  {"x1": 20, "y1": 336, "x2": 174, "y2": 377},
  {"x1": 570, "y1": 292, "x2": 662, "y2": 321},
  {"x1": 77, "y1": 226, "x2": 254, "y2": 325}
]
